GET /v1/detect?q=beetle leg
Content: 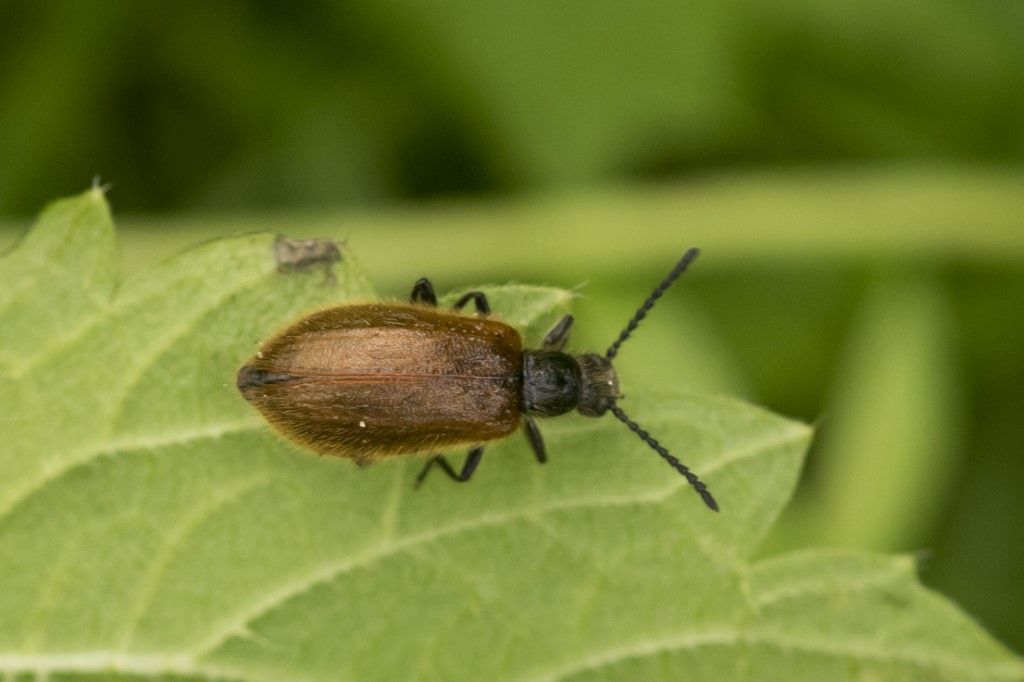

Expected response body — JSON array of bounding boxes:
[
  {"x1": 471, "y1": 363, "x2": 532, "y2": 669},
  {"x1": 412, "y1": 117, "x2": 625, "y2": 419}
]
[
  {"x1": 453, "y1": 291, "x2": 491, "y2": 315},
  {"x1": 542, "y1": 314, "x2": 574, "y2": 351},
  {"x1": 523, "y1": 417, "x2": 548, "y2": 464},
  {"x1": 410, "y1": 277, "x2": 438, "y2": 306},
  {"x1": 414, "y1": 447, "x2": 484, "y2": 487}
]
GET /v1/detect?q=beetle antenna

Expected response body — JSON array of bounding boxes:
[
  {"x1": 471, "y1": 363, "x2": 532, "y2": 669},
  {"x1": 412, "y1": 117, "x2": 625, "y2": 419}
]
[
  {"x1": 605, "y1": 248, "x2": 700, "y2": 360},
  {"x1": 609, "y1": 404, "x2": 719, "y2": 511}
]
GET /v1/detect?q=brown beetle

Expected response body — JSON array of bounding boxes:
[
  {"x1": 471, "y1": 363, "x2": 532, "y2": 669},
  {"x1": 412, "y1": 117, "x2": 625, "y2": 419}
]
[{"x1": 238, "y1": 248, "x2": 718, "y2": 511}]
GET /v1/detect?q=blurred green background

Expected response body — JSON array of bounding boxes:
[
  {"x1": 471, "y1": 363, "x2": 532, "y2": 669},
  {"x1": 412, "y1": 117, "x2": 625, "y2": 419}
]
[{"x1": 1, "y1": 0, "x2": 1022, "y2": 654}]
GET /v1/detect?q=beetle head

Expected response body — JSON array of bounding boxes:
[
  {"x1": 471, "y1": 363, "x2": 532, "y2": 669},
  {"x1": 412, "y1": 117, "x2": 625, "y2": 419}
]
[{"x1": 576, "y1": 353, "x2": 619, "y2": 416}]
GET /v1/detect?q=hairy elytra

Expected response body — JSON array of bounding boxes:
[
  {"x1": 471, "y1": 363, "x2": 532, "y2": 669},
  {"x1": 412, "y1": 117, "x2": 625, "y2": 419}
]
[{"x1": 237, "y1": 248, "x2": 718, "y2": 511}]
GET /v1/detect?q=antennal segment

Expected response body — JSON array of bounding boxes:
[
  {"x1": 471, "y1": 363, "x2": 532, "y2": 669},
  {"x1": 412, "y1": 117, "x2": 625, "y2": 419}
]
[
  {"x1": 605, "y1": 248, "x2": 700, "y2": 359},
  {"x1": 609, "y1": 405, "x2": 719, "y2": 511}
]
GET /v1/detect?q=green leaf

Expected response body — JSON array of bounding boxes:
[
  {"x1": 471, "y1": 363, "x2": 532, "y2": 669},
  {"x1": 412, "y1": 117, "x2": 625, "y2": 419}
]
[{"x1": 0, "y1": 190, "x2": 1020, "y2": 681}]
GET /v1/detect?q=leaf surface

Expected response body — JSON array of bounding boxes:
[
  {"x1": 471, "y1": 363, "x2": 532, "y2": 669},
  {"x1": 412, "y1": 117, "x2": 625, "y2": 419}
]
[{"x1": 0, "y1": 191, "x2": 1020, "y2": 681}]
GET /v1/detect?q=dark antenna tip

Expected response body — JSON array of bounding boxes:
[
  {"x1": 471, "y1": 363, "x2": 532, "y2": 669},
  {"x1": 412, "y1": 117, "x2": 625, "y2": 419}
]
[
  {"x1": 605, "y1": 247, "x2": 700, "y2": 360},
  {"x1": 609, "y1": 405, "x2": 719, "y2": 512}
]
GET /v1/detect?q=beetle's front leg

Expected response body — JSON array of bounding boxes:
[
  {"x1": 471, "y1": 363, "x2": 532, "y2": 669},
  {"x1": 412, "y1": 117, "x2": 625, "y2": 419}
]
[{"x1": 542, "y1": 315, "x2": 574, "y2": 351}]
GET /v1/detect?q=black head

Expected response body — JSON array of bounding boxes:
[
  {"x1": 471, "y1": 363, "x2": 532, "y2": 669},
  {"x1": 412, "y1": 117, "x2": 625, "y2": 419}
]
[{"x1": 526, "y1": 248, "x2": 719, "y2": 511}]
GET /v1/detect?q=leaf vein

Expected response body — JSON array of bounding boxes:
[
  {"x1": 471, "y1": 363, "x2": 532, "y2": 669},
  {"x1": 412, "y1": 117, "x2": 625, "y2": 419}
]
[
  {"x1": 103, "y1": 276, "x2": 273, "y2": 437},
  {"x1": 194, "y1": 428, "x2": 804, "y2": 658},
  {"x1": 195, "y1": 494, "x2": 688, "y2": 656},
  {"x1": 118, "y1": 474, "x2": 271, "y2": 652},
  {"x1": 752, "y1": 563, "x2": 911, "y2": 608},
  {"x1": 0, "y1": 419, "x2": 264, "y2": 524},
  {"x1": 523, "y1": 629, "x2": 1024, "y2": 681},
  {"x1": 0, "y1": 652, "x2": 249, "y2": 681}
]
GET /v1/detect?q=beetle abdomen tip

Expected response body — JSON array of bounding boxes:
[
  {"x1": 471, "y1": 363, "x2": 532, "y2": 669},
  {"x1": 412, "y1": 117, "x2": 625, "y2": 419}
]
[{"x1": 236, "y1": 365, "x2": 297, "y2": 391}]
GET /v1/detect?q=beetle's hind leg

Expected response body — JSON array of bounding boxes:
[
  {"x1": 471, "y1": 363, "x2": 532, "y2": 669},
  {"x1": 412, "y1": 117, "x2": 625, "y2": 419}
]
[
  {"x1": 414, "y1": 447, "x2": 484, "y2": 487},
  {"x1": 453, "y1": 292, "x2": 491, "y2": 315},
  {"x1": 410, "y1": 278, "x2": 438, "y2": 306},
  {"x1": 412, "y1": 279, "x2": 489, "y2": 315},
  {"x1": 523, "y1": 417, "x2": 548, "y2": 464}
]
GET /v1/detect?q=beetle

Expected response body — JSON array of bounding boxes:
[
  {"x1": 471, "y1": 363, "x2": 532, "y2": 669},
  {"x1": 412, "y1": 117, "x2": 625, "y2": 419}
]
[{"x1": 237, "y1": 248, "x2": 718, "y2": 511}]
